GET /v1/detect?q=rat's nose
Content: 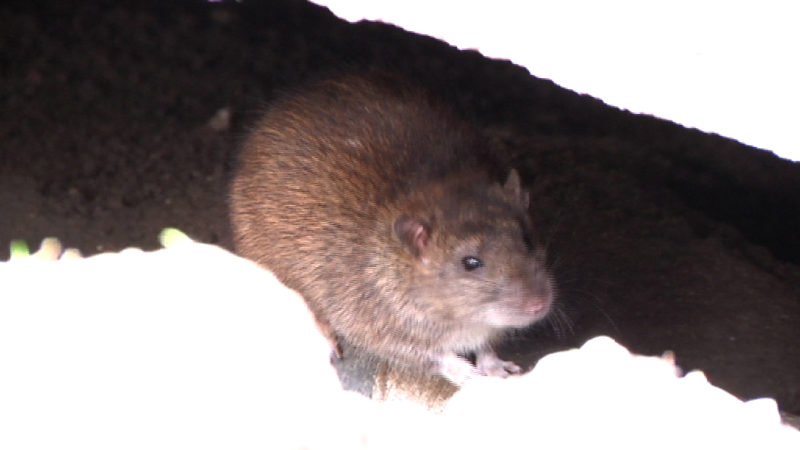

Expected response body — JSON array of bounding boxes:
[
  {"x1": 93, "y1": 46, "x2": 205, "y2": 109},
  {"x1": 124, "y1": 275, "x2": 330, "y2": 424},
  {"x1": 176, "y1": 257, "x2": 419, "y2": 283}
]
[{"x1": 524, "y1": 272, "x2": 554, "y2": 318}]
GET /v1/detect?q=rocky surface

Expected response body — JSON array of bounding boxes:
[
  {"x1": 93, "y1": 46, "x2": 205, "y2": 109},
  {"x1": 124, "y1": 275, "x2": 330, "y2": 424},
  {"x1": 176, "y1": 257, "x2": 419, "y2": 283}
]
[{"x1": 3, "y1": 242, "x2": 798, "y2": 448}]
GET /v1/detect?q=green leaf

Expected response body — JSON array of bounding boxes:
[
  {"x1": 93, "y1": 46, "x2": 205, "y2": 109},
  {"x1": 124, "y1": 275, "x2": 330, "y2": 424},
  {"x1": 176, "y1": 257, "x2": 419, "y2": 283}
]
[
  {"x1": 159, "y1": 227, "x2": 192, "y2": 249},
  {"x1": 9, "y1": 239, "x2": 31, "y2": 259}
]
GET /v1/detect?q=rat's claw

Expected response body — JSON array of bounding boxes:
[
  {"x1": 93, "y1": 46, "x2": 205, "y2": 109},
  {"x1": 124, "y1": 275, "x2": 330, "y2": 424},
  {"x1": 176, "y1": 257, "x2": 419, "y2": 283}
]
[
  {"x1": 476, "y1": 349, "x2": 522, "y2": 377},
  {"x1": 501, "y1": 360, "x2": 522, "y2": 374}
]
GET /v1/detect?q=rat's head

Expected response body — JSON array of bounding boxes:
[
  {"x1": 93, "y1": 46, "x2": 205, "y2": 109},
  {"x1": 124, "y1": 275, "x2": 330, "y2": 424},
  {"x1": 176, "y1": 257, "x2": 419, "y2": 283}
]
[{"x1": 393, "y1": 170, "x2": 554, "y2": 331}]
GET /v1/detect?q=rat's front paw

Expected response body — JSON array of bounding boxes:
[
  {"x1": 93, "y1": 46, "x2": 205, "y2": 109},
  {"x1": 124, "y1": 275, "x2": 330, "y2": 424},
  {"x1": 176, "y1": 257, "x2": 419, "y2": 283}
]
[
  {"x1": 476, "y1": 349, "x2": 522, "y2": 378},
  {"x1": 437, "y1": 353, "x2": 481, "y2": 386}
]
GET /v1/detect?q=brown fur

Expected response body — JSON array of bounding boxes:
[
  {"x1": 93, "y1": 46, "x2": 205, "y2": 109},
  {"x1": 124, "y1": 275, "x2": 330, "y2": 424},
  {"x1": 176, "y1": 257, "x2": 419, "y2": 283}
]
[{"x1": 229, "y1": 74, "x2": 554, "y2": 379}]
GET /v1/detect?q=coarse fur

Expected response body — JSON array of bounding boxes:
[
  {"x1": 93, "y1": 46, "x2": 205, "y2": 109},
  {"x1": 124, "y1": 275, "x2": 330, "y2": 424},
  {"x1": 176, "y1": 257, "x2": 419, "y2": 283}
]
[{"x1": 229, "y1": 74, "x2": 554, "y2": 384}]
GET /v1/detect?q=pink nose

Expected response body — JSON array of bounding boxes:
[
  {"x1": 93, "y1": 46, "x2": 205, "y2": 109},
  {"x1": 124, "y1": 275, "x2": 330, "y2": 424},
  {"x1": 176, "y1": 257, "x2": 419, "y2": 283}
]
[{"x1": 525, "y1": 297, "x2": 551, "y2": 316}]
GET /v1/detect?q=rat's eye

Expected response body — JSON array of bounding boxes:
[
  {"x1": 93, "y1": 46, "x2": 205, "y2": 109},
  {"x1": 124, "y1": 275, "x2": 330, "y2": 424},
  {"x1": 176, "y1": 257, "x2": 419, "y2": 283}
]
[{"x1": 462, "y1": 256, "x2": 483, "y2": 271}]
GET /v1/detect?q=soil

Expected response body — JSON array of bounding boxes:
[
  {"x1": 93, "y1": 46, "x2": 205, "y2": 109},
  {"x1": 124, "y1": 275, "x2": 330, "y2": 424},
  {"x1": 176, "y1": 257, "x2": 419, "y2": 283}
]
[{"x1": 1, "y1": 0, "x2": 799, "y2": 413}]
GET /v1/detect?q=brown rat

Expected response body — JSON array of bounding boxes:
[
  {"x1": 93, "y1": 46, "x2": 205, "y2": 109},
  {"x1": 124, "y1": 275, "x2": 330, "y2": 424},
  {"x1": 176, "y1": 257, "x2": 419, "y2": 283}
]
[{"x1": 229, "y1": 74, "x2": 554, "y2": 385}]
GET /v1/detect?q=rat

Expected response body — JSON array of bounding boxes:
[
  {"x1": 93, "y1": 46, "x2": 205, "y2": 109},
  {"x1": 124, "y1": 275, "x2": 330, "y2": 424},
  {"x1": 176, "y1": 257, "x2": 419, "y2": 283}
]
[{"x1": 228, "y1": 74, "x2": 554, "y2": 385}]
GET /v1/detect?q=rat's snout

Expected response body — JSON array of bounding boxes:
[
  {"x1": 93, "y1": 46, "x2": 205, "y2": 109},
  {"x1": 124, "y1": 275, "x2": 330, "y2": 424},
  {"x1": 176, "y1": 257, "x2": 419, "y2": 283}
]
[
  {"x1": 520, "y1": 269, "x2": 555, "y2": 320},
  {"x1": 522, "y1": 289, "x2": 552, "y2": 318},
  {"x1": 488, "y1": 271, "x2": 554, "y2": 329}
]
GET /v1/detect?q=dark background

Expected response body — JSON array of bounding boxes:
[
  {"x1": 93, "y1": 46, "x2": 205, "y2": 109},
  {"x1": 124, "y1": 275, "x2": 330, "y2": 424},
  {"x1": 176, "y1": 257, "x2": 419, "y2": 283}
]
[{"x1": 1, "y1": 0, "x2": 798, "y2": 413}]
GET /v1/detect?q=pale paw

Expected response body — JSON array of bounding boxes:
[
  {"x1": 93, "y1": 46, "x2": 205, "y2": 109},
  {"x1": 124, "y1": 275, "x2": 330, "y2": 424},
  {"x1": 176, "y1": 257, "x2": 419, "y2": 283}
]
[
  {"x1": 437, "y1": 353, "x2": 481, "y2": 386},
  {"x1": 476, "y1": 350, "x2": 522, "y2": 378}
]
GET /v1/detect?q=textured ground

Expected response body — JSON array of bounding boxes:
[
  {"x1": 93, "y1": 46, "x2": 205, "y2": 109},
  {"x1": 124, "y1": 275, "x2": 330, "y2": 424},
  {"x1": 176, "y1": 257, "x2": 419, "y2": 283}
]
[{"x1": 1, "y1": 0, "x2": 798, "y2": 413}]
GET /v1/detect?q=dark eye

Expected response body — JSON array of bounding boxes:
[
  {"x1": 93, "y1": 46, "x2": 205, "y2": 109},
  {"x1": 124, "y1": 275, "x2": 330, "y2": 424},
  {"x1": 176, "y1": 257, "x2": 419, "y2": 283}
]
[{"x1": 462, "y1": 256, "x2": 483, "y2": 271}]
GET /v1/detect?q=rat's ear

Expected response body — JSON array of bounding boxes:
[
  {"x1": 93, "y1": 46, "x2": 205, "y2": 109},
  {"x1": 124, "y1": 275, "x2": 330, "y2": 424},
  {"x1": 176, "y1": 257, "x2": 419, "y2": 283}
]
[
  {"x1": 394, "y1": 215, "x2": 431, "y2": 261},
  {"x1": 503, "y1": 169, "x2": 530, "y2": 210}
]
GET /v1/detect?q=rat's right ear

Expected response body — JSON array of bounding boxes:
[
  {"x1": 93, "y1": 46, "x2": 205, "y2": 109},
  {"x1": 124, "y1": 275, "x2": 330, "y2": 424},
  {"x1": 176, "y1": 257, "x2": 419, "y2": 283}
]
[
  {"x1": 503, "y1": 169, "x2": 530, "y2": 210},
  {"x1": 394, "y1": 215, "x2": 431, "y2": 261}
]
